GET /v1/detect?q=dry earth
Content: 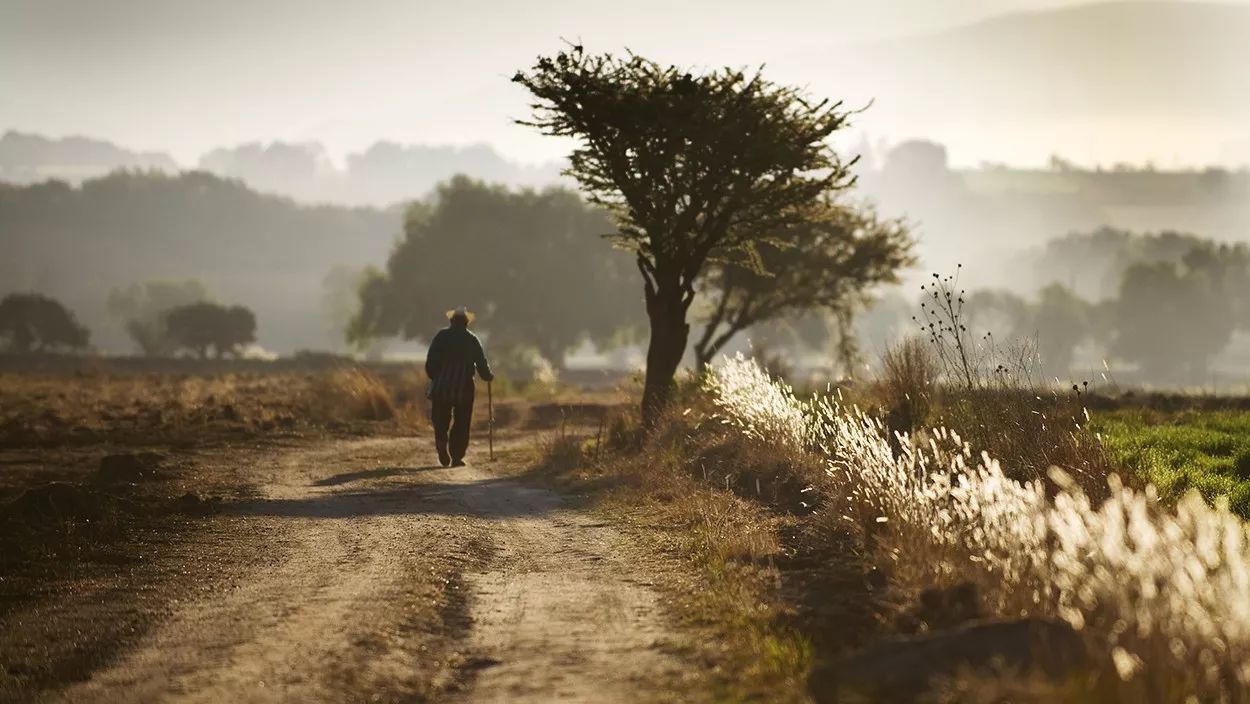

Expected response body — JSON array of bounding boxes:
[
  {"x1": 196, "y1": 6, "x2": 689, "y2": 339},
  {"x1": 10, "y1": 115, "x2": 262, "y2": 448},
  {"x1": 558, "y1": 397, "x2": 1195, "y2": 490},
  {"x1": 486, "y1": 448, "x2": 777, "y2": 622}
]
[{"x1": 1, "y1": 431, "x2": 703, "y2": 703}]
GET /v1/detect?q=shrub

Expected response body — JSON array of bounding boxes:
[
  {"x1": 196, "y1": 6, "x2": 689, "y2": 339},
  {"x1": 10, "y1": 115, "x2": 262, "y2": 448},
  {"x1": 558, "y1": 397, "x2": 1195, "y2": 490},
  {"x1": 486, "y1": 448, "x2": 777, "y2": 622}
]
[
  {"x1": 877, "y1": 336, "x2": 937, "y2": 439},
  {"x1": 307, "y1": 368, "x2": 396, "y2": 422}
]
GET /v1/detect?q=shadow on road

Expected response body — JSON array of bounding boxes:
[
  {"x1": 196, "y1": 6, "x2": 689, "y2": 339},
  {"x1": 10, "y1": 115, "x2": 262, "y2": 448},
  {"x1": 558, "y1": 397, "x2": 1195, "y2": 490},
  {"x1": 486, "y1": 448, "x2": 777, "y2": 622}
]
[
  {"x1": 236, "y1": 476, "x2": 563, "y2": 520},
  {"x1": 313, "y1": 465, "x2": 444, "y2": 487}
]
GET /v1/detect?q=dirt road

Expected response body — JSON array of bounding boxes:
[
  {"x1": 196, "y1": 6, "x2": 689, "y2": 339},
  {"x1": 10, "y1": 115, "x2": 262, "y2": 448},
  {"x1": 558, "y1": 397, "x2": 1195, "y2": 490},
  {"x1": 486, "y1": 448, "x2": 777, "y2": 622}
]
[{"x1": 8, "y1": 434, "x2": 695, "y2": 703}]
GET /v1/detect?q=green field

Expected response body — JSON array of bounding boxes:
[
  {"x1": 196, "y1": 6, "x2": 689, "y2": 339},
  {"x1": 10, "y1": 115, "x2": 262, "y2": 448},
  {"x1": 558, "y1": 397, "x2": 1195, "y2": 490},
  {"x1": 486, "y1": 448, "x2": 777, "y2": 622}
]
[{"x1": 1093, "y1": 409, "x2": 1250, "y2": 517}]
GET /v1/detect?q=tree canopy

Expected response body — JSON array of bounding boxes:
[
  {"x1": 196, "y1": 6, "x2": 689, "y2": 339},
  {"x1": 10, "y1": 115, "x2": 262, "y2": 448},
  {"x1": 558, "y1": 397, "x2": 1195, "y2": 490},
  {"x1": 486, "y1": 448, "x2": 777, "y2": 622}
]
[
  {"x1": 348, "y1": 176, "x2": 642, "y2": 366},
  {"x1": 0, "y1": 293, "x2": 90, "y2": 353},
  {"x1": 515, "y1": 47, "x2": 858, "y2": 424},
  {"x1": 164, "y1": 302, "x2": 257, "y2": 359},
  {"x1": 1111, "y1": 259, "x2": 1237, "y2": 382},
  {"x1": 691, "y1": 200, "x2": 913, "y2": 370}
]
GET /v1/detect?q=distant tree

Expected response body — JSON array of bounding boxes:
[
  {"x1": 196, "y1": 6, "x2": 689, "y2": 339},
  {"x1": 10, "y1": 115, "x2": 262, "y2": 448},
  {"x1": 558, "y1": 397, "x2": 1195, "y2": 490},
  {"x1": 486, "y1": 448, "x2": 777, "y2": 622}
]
[
  {"x1": 1029, "y1": 228, "x2": 1220, "y2": 301},
  {"x1": 164, "y1": 302, "x2": 257, "y2": 359},
  {"x1": 883, "y1": 141, "x2": 952, "y2": 183},
  {"x1": 691, "y1": 201, "x2": 913, "y2": 370},
  {"x1": 0, "y1": 293, "x2": 90, "y2": 353},
  {"x1": 106, "y1": 279, "x2": 213, "y2": 356},
  {"x1": 347, "y1": 177, "x2": 641, "y2": 366},
  {"x1": 1111, "y1": 261, "x2": 1234, "y2": 382},
  {"x1": 515, "y1": 48, "x2": 857, "y2": 425},
  {"x1": 1030, "y1": 283, "x2": 1092, "y2": 376},
  {"x1": 320, "y1": 265, "x2": 369, "y2": 352},
  {"x1": 964, "y1": 285, "x2": 1092, "y2": 377},
  {"x1": 1182, "y1": 241, "x2": 1250, "y2": 332},
  {"x1": 966, "y1": 289, "x2": 1030, "y2": 337}
]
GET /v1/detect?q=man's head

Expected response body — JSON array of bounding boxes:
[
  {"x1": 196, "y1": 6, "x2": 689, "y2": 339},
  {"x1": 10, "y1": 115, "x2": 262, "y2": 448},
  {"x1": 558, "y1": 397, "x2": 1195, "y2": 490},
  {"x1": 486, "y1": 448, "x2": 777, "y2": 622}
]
[{"x1": 446, "y1": 306, "x2": 474, "y2": 328}]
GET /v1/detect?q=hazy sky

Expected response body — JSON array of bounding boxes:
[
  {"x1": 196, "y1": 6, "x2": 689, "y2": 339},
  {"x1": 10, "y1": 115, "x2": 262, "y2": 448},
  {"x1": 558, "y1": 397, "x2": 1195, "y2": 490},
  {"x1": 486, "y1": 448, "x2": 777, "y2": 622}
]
[{"x1": 2, "y1": 0, "x2": 1247, "y2": 167}]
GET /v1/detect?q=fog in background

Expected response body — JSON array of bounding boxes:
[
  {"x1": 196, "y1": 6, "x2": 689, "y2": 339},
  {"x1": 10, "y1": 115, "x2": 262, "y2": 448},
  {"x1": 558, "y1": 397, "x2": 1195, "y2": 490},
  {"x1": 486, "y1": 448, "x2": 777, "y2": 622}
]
[
  {"x1": 5, "y1": 0, "x2": 1250, "y2": 387},
  {"x1": 5, "y1": 0, "x2": 1250, "y2": 169}
]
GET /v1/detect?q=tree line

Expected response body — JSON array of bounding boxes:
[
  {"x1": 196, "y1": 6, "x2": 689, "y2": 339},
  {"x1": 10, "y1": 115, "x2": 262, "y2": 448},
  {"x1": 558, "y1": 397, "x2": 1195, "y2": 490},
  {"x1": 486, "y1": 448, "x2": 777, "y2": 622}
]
[{"x1": 959, "y1": 229, "x2": 1250, "y2": 384}]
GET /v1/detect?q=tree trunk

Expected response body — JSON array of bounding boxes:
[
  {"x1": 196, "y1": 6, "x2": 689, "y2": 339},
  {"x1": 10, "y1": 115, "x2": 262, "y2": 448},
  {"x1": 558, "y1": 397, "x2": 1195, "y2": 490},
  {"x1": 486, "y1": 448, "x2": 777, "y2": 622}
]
[{"x1": 641, "y1": 289, "x2": 690, "y2": 429}]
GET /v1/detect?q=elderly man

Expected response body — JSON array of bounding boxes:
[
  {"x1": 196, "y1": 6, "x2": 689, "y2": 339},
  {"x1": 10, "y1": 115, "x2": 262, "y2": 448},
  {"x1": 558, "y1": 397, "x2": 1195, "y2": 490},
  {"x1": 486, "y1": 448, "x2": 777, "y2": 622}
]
[{"x1": 425, "y1": 307, "x2": 494, "y2": 467}]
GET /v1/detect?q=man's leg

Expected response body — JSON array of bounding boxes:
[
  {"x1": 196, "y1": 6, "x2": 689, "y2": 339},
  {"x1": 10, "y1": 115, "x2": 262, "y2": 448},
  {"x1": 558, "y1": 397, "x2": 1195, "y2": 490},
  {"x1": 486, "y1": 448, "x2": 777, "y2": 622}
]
[
  {"x1": 431, "y1": 398, "x2": 452, "y2": 467},
  {"x1": 449, "y1": 394, "x2": 475, "y2": 465}
]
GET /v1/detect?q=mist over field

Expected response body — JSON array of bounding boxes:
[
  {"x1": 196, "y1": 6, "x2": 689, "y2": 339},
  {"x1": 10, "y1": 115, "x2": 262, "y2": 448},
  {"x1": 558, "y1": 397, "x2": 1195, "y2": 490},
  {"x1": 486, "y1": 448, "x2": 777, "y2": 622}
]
[{"x1": 4, "y1": 0, "x2": 1250, "y2": 385}]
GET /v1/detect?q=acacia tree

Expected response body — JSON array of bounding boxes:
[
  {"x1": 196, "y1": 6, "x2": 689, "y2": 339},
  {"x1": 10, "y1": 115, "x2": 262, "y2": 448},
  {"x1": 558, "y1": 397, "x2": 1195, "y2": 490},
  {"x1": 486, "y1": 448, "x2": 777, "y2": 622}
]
[
  {"x1": 691, "y1": 201, "x2": 913, "y2": 370},
  {"x1": 515, "y1": 48, "x2": 857, "y2": 425}
]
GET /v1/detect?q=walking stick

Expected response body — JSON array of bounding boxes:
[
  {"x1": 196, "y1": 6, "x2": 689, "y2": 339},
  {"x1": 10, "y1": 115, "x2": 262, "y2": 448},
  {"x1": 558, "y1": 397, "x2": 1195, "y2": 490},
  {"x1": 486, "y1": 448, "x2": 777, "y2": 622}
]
[{"x1": 487, "y1": 380, "x2": 495, "y2": 462}]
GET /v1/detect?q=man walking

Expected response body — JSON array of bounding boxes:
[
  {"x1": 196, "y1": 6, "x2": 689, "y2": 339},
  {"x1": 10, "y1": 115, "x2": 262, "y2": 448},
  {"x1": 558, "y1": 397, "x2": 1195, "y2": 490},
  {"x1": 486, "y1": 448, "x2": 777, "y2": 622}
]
[{"x1": 425, "y1": 307, "x2": 494, "y2": 467}]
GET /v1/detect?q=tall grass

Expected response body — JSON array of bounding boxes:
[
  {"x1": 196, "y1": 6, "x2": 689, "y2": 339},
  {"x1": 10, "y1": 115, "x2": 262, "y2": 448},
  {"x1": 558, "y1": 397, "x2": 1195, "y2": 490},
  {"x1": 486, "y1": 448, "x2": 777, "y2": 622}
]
[
  {"x1": 306, "y1": 368, "x2": 397, "y2": 422},
  {"x1": 707, "y1": 354, "x2": 1250, "y2": 700}
]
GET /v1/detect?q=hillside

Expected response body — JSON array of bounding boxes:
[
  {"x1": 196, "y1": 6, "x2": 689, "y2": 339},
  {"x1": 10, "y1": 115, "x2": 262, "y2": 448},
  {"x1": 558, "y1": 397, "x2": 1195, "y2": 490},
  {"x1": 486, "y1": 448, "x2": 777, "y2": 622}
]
[
  {"x1": 0, "y1": 131, "x2": 178, "y2": 183},
  {"x1": 0, "y1": 171, "x2": 399, "y2": 353},
  {"x1": 0, "y1": 131, "x2": 563, "y2": 206}
]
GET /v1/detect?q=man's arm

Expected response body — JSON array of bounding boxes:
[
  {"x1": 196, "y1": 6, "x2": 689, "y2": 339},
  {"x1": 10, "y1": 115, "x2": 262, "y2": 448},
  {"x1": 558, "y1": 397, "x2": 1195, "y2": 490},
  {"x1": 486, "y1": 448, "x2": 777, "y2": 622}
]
[
  {"x1": 472, "y1": 334, "x2": 494, "y2": 382},
  {"x1": 425, "y1": 330, "x2": 446, "y2": 379}
]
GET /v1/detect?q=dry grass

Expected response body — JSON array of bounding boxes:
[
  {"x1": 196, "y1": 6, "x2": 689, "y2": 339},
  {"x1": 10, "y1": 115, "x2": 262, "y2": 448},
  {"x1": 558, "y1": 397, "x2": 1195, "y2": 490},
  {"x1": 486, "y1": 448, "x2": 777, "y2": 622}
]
[
  {"x1": 708, "y1": 355, "x2": 1250, "y2": 702},
  {"x1": 878, "y1": 336, "x2": 937, "y2": 439},
  {"x1": 861, "y1": 336, "x2": 1115, "y2": 500},
  {"x1": 0, "y1": 366, "x2": 427, "y2": 448},
  {"x1": 305, "y1": 368, "x2": 398, "y2": 422}
]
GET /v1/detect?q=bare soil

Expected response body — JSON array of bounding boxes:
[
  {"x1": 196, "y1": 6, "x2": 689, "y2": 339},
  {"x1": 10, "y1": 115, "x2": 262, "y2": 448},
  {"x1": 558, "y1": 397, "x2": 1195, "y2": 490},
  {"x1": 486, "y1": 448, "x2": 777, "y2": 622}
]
[{"x1": 0, "y1": 428, "x2": 704, "y2": 703}]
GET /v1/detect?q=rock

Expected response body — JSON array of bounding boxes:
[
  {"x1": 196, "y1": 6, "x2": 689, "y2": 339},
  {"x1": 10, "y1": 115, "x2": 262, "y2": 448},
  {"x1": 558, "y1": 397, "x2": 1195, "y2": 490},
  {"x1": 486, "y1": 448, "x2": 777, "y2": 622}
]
[
  {"x1": 172, "y1": 492, "x2": 221, "y2": 516},
  {"x1": 896, "y1": 582, "x2": 982, "y2": 634},
  {"x1": 97, "y1": 452, "x2": 166, "y2": 483},
  {"x1": 809, "y1": 618, "x2": 1087, "y2": 704}
]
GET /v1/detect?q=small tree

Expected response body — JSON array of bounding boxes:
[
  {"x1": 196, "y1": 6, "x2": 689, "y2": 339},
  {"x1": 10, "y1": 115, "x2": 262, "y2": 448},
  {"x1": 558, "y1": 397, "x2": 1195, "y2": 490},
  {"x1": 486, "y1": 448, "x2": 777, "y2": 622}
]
[
  {"x1": 691, "y1": 201, "x2": 913, "y2": 370},
  {"x1": 0, "y1": 293, "x2": 90, "y2": 353},
  {"x1": 1030, "y1": 283, "x2": 1091, "y2": 376},
  {"x1": 106, "y1": 279, "x2": 213, "y2": 356},
  {"x1": 515, "y1": 48, "x2": 857, "y2": 425},
  {"x1": 164, "y1": 302, "x2": 257, "y2": 359}
]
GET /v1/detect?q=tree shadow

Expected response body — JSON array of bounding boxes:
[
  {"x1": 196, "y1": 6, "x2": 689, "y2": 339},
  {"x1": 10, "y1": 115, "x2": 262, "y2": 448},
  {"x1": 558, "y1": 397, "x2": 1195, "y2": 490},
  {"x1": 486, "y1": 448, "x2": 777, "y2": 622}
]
[
  {"x1": 312, "y1": 465, "x2": 444, "y2": 487},
  {"x1": 237, "y1": 477, "x2": 563, "y2": 520}
]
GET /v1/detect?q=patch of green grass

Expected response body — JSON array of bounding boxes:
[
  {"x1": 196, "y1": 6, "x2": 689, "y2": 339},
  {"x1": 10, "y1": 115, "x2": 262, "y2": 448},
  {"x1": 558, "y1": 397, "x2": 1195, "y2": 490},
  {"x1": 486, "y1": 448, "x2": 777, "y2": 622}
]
[{"x1": 1092, "y1": 410, "x2": 1250, "y2": 516}]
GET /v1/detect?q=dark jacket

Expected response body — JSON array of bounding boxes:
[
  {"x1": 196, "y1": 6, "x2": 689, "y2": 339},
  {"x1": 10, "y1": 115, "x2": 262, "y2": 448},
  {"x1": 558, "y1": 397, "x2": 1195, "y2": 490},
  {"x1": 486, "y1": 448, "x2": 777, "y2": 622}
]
[{"x1": 425, "y1": 325, "x2": 493, "y2": 403}]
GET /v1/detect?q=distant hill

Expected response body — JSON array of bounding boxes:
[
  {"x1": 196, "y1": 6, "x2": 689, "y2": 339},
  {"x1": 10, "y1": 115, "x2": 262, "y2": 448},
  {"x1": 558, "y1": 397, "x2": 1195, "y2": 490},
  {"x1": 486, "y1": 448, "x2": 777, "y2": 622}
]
[
  {"x1": 0, "y1": 130, "x2": 564, "y2": 206},
  {"x1": 0, "y1": 171, "x2": 398, "y2": 353},
  {"x1": 0, "y1": 131, "x2": 179, "y2": 183},
  {"x1": 817, "y1": 1, "x2": 1250, "y2": 165}
]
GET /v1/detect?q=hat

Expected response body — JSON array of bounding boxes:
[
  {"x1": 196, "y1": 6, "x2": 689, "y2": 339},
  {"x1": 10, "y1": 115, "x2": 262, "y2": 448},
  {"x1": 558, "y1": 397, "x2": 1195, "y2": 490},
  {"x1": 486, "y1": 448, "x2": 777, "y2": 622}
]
[{"x1": 445, "y1": 306, "x2": 475, "y2": 323}]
